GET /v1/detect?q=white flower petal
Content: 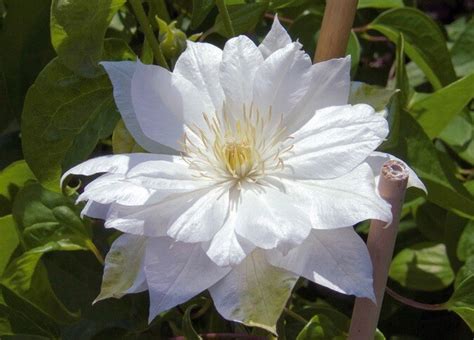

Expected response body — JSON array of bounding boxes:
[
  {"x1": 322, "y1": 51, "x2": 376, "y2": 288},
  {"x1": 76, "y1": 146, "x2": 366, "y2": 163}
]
[
  {"x1": 283, "y1": 104, "x2": 389, "y2": 179},
  {"x1": 174, "y1": 41, "x2": 225, "y2": 110},
  {"x1": 235, "y1": 184, "x2": 312, "y2": 252},
  {"x1": 366, "y1": 151, "x2": 427, "y2": 192},
  {"x1": 220, "y1": 36, "x2": 264, "y2": 114},
  {"x1": 124, "y1": 158, "x2": 207, "y2": 194},
  {"x1": 78, "y1": 173, "x2": 155, "y2": 206},
  {"x1": 276, "y1": 163, "x2": 392, "y2": 228},
  {"x1": 286, "y1": 56, "x2": 351, "y2": 133},
  {"x1": 95, "y1": 234, "x2": 147, "y2": 303},
  {"x1": 205, "y1": 207, "x2": 255, "y2": 267},
  {"x1": 258, "y1": 14, "x2": 292, "y2": 58},
  {"x1": 253, "y1": 42, "x2": 312, "y2": 126},
  {"x1": 80, "y1": 200, "x2": 110, "y2": 219},
  {"x1": 166, "y1": 186, "x2": 230, "y2": 243},
  {"x1": 268, "y1": 228, "x2": 375, "y2": 301},
  {"x1": 61, "y1": 153, "x2": 167, "y2": 186},
  {"x1": 131, "y1": 61, "x2": 213, "y2": 150},
  {"x1": 105, "y1": 186, "x2": 224, "y2": 240},
  {"x1": 209, "y1": 251, "x2": 297, "y2": 334},
  {"x1": 145, "y1": 237, "x2": 230, "y2": 322},
  {"x1": 101, "y1": 61, "x2": 174, "y2": 153}
]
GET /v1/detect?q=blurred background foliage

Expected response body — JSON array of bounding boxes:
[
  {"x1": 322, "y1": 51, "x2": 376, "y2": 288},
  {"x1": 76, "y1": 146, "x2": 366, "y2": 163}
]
[{"x1": 0, "y1": 0, "x2": 474, "y2": 339}]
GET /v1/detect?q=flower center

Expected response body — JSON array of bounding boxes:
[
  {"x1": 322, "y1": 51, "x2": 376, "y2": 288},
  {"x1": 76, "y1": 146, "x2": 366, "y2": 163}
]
[
  {"x1": 223, "y1": 140, "x2": 253, "y2": 178},
  {"x1": 182, "y1": 104, "x2": 293, "y2": 183}
]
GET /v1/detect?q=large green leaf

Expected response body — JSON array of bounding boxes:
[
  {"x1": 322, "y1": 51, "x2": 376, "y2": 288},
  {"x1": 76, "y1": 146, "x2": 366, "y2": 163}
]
[
  {"x1": 389, "y1": 242, "x2": 454, "y2": 291},
  {"x1": 450, "y1": 18, "x2": 474, "y2": 77},
  {"x1": 1, "y1": 243, "x2": 80, "y2": 326},
  {"x1": 0, "y1": 215, "x2": 19, "y2": 276},
  {"x1": 191, "y1": 0, "x2": 215, "y2": 29},
  {"x1": 439, "y1": 110, "x2": 474, "y2": 165},
  {"x1": 369, "y1": 8, "x2": 456, "y2": 90},
  {"x1": 0, "y1": 0, "x2": 55, "y2": 131},
  {"x1": 384, "y1": 110, "x2": 474, "y2": 218},
  {"x1": 21, "y1": 39, "x2": 135, "y2": 190},
  {"x1": 457, "y1": 221, "x2": 474, "y2": 262},
  {"x1": 214, "y1": 2, "x2": 268, "y2": 38},
  {"x1": 0, "y1": 160, "x2": 35, "y2": 216},
  {"x1": 445, "y1": 274, "x2": 474, "y2": 331},
  {"x1": 50, "y1": 0, "x2": 127, "y2": 77},
  {"x1": 409, "y1": 73, "x2": 474, "y2": 139},
  {"x1": 12, "y1": 182, "x2": 94, "y2": 251}
]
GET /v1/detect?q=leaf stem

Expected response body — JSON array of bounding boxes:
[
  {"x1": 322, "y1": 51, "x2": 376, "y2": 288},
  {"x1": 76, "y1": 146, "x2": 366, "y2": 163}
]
[
  {"x1": 283, "y1": 307, "x2": 308, "y2": 325},
  {"x1": 216, "y1": 0, "x2": 235, "y2": 37},
  {"x1": 129, "y1": 0, "x2": 169, "y2": 69},
  {"x1": 386, "y1": 287, "x2": 446, "y2": 311},
  {"x1": 86, "y1": 239, "x2": 105, "y2": 265}
]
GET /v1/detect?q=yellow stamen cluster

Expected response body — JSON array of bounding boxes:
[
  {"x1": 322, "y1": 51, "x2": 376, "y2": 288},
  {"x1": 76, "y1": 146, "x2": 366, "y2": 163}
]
[{"x1": 182, "y1": 103, "x2": 293, "y2": 183}]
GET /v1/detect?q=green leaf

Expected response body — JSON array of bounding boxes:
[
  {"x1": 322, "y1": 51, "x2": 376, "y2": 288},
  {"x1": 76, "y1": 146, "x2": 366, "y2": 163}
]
[
  {"x1": 457, "y1": 221, "x2": 474, "y2": 262},
  {"x1": 295, "y1": 302, "x2": 385, "y2": 340},
  {"x1": 445, "y1": 274, "x2": 474, "y2": 331},
  {"x1": 348, "y1": 82, "x2": 397, "y2": 113},
  {"x1": 21, "y1": 39, "x2": 135, "y2": 190},
  {"x1": 214, "y1": 2, "x2": 268, "y2": 38},
  {"x1": 0, "y1": 160, "x2": 36, "y2": 217},
  {"x1": 12, "y1": 182, "x2": 93, "y2": 252},
  {"x1": 389, "y1": 242, "x2": 454, "y2": 291},
  {"x1": 296, "y1": 314, "x2": 346, "y2": 340},
  {"x1": 439, "y1": 110, "x2": 474, "y2": 165},
  {"x1": 451, "y1": 18, "x2": 474, "y2": 77},
  {"x1": 0, "y1": 215, "x2": 19, "y2": 276},
  {"x1": 369, "y1": 8, "x2": 456, "y2": 90},
  {"x1": 50, "y1": 0, "x2": 127, "y2": 77},
  {"x1": 395, "y1": 33, "x2": 410, "y2": 108},
  {"x1": 182, "y1": 305, "x2": 203, "y2": 340},
  {"x1": 1, "y1": 243, "x2": 80, "y2": 325},
  {"x1": 357, "y1": 0, "x2": 404, "y2": 9},
  {"x1": 455, "y1": 257, "x2": 474, "y2": 288},
  {"x1": 415, "y1": 202, "x2": 446, "y2": 242},
  {"x1": 385, "y1": 110, "x2": 474, "y2": 218},
  {"x1": 409, "y1": 73, "x2": 474, "y2": 139},
  {"x1": 0, "y1": 0, "x2": 55, "y2": 130},
  {"x1": 191, "y1": 0, "x2": 215, "y2": 29},
  {"x1": 346, "y1": 31, "x2": 360, "y2": 76}
]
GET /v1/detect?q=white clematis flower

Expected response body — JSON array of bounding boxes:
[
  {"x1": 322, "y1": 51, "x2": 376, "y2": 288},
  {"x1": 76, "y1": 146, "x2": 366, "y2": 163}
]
[{"x1": 62, "y1": 16, "x2": 425, "y2": 333}]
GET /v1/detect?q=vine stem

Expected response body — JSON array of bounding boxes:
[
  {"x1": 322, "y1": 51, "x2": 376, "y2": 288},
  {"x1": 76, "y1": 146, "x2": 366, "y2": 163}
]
[
  {"x1": 385, "y1": 287, "x2": 446, "y2": 311},
  {"x1": 348, "y1": 160, "x2": 409, "y2": 340},
  {"x1": 129, "y1": 0, "x2": 169, "y2": 69},
  {"x1": 216, "y1": 0, "x2": 235, "y2": 37}
]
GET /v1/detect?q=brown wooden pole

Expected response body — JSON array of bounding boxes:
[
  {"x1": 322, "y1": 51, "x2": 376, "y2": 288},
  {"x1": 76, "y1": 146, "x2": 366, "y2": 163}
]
[
  {"x1": 314, "y1": 0, "x2": 358, "y2": 62},
  {"x1": 348, "y1": 160, "x2": 409, "y2": 339}
]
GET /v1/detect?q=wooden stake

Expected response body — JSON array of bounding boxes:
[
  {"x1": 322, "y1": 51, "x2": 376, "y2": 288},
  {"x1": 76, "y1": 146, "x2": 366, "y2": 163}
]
[
  {"x1": 348, "y1": 160, "x2": 409, "y2": 340},
  {"x1": 314, "y1": 0, "x2": 358, "y2": 62}
]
